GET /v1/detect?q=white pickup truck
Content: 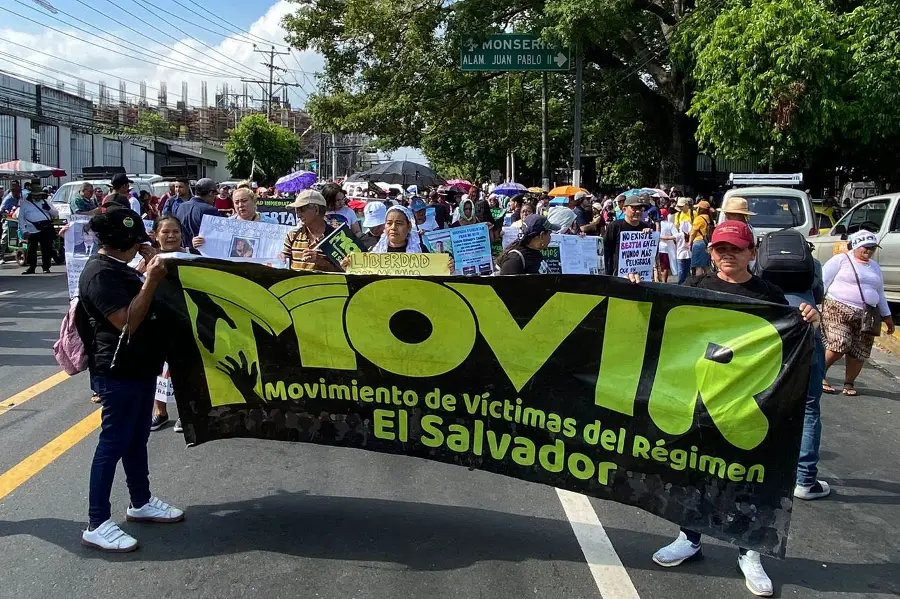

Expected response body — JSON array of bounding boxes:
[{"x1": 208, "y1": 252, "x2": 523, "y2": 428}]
[{"x1": 809, "y1": 192, "x2": 900, "y2": 301}]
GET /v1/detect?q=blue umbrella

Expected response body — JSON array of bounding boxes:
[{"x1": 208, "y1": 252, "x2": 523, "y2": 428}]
[
  {"x1": 275, "y1": 170, "x2": 317, "y2": 193},
  {"x1": 549, "y1": 196, "x2": 569, "y2": 205},
  {"x1": 493, "y1": 182, "x2": 528, "y2": 197}
]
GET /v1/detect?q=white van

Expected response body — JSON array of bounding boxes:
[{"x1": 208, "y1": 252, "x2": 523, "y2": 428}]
[{"x1": 719, "y1": 173, "x2": 818, "y2": 239}]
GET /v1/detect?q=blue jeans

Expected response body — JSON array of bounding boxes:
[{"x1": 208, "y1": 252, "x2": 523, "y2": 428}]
[
  {"x1": 88, "y1": 376, "x2": 156, "y2": 527},
  {"x1": 678, "y1": 258, "x2": 691, "y2": 284},
  {"x1": 796, "y1": 334, "x2": 825, "y2": 486}
]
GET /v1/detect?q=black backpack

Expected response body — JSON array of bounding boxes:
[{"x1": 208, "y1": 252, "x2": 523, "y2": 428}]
[{"x1": 753, "y1": 229, "x2": 815, "y2": 292}]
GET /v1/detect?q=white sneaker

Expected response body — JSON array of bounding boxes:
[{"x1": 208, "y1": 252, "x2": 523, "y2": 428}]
[
  {"x1": 652, "y1": 531, "x2": 702, "y2": 567},
  {"x1": 738, "y1": 550, "x2": 774, "y2": 597},
  {"x1": 81, "y1": 520, "x2": 138, "y2": 552},
  {"x1": 794, "y1": 480, "x2": 831, "y2": 500},
  {"x1": 125, "y1": 497, "x2": 185, "y2": 523}
]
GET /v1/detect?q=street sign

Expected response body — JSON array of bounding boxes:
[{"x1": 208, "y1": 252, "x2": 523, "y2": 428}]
[{"x1": 460, "y1": 33, "x2": 570, "y2": 72}]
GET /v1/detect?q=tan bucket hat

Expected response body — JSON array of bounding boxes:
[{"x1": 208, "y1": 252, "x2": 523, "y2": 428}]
[{"x1": 722, "y1": 196, "x2": 756, "y2": 216}]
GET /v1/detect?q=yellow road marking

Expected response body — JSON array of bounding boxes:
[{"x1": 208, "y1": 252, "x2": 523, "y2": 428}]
[
  {"x1": 0, "y1": 409, "x2": 101, "y2": 501},
  {"x1": 0, "y1": 371, "x2": 70, "y2": 416}
]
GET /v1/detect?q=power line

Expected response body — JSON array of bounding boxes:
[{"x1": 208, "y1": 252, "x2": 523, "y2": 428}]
[
  {"x1": 128, "y1": 0, "x2": 271, "y2": 79},
  {"x1": 72, "y1": 0, "x2": 257, "y2": 80},
  {"x1": 278, "y1": 54, "x2": 310, "y2": 100},
  {"x1": 174, "y1": 0, "x2": 291, "y2": 49},
  {"x1": 68, "y1": 0, "x2": 249, "y2": 79},
  {"x1": 241, "y1": 46, "x2": 304, "y2": 118},
  {"x1": 0, "y1": 4, "x2": 236, "y2": 80}
]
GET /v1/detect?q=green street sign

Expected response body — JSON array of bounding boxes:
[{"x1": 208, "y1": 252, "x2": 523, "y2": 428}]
[{"x1": 460, "y1": 33, "x2": 571, "y2": 72}]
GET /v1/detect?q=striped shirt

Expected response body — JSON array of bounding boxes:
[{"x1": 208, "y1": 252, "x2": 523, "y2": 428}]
[{"x1": 283, "y1": 223, "x2": 338, "y2": 271}]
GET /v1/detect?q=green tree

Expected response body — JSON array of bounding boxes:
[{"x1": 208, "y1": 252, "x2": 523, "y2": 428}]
[
  {"x1": 284, "y1": 0, "x2": 705, "y2": 188},
  {"x1": 225, "y1": 114, "x2": 303, "y2": 185},
  {"x1": 125, "y1": 111, "x2": 176, "y2": 138}
]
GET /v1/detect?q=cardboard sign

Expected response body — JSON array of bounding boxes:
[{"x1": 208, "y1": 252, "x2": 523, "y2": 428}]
[
  {"x1": 616, "y1": 231, "x2": 660, "y2": 279},
  {"x1": 345, "y1": 252, "x2": 451, "y2": 275}
]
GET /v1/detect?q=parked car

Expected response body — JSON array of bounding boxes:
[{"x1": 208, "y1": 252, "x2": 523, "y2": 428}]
[{"x1": 809, "y1": 192, "x2": 900, "y2": 301}]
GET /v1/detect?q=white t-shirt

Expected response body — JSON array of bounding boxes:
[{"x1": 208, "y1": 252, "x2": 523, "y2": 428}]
[
  {"x1": 129, "y1": 196, "x2": 141, "y2": 214},
  {"x1": 676, "y1": 220, "x2": 691, "y2": 259},
  {"x1": 326, "y1": 206, "x2": 358, "y2": 229}
]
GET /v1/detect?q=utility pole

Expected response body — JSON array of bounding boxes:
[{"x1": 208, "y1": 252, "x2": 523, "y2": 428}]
[
  {"x1": 541, "y1": 72, "x2": 550, "y2": 191},
  {"x1": 242, "y1": 45, "x2": 301, "y2": 118},
  {"x1": 572, "y1": 46, "x2": 584, "y2": 188}
]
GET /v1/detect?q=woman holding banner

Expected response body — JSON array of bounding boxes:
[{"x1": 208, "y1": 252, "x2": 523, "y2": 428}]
[{"x1": 78, "y1": 209, "x2": 184, "y2": 553}]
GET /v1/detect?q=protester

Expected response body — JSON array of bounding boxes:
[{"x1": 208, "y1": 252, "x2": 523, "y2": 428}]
[
  {"x1": 657, "y1": 212, "x2": 678, "y2": 282},
  {"x1": 70, "y1": 182, "x2": 98, "y2": 215},
  {"x1": 628, "y1": 220, "x2": 819, "y2": 598},
  {"x1": 18, "y1": 190, "x2": 59, "y2": 275},
  {"x1": 156, "y1": 182, "x2": 175, "y2": 214},
  {"x1": 321, "y1": 182, "x2": 362, "y2": 236},
  {"x1": 102, "y1": 174, "x2": 132, "y2": 212},
  {"x1": 547, "y1": 206, "x2": 578, "y2": 235},
  {"x1": 359, "y1": 201, "x2": 387, "y2": 250},
  {"x1": 721, "y1": 196, "x2": 755, "y2": 224},
  {"x1": 0, "y1": 180, "x2": 22, "y2": 215},
  {"x1": 427, "y1": 193, "x2": 450, "y2": 229},
  {"x1": 138, "y1": 190, "x2": 158, "y2": 221},
  {"x1": 410, "y1": 197, "x2": 428, "y2": 228},
  {"x1": 614, "y1": 194, "x2": 626, "y2": 219},
  {"x1": 674, "y1": 197, "x2": 693, "y2": 229},
  {"x1": 573, "y1": 192, "x2": 602, "y2": 234},
  {"x1": 282, "y1": 189, "x2": 342, "y2": 272},
  {"x1": 215, "y1": 185, "x2": 234, "y2": 213},
  {"x1": 191, "y1": 188, "x2": 277, "y2": 251},
  {"x1": 162, "y1": 179, "x2": 191, "y2": 216},
  {"x1": 452, "y1": 198, "x2": 477, "y2": 227},
  {"x1": 139, "y1": 216, "x2": 187, "y2": 433},
  {"x1": 603, "y1": 196, "x2": 653, "y2": 276},
  {"x1": 821, "y1": 230, "x2": 894, "y2": 396},
  {"x1": 175, "y1": 178, "x2": 220, "y2": 243},
  {"x1": 511, "y1": 202, "x2": 535, "y2": 229},
  {"x1": 495, "y1": 214, "x2": 554, "y2": 274},
  {"x1": 689, "y1": 200, "x2": 714, "y2": 275},
  {"x1": 370, "y1": 205, "x2": 424, "y2": 253},
  {"x1": 78, "y1": 209, "x2": 184, "y2": 552}
]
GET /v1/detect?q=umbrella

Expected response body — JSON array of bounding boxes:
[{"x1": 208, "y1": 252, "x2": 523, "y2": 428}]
[
  {"x1": 0, "y1": 167, "x2": 42, "y2": 178},
  {"x1": 527, "y1": 186, "x2": 543, "y2": 193},
  {"x1": 0, "y1": 160, "x2": 66, "y2": 178},
  {"x1": 446, "y1": 179, "x2": 472, "y2": 191},
  {"x1": 645, "y1": 187, "x2": 670, "y2": 199},
  {"x1": 274, "y1": 170, "x2": 317, "y2": 193},
  {"x1": 345, "y1": 172, "x2": 368, "y2": 182},
  {"x1": 548, "y1": 196, "x2": 569, "y2": 205},
  {"x1": 355, "y1": 160, "x2": 446, "y2": 187},
  {"x1": 548, "y1": 185, "x2": 588, "y2": 197},
  {"x1": 493, "y1": 182, "x2": 528, "y2": 197}
]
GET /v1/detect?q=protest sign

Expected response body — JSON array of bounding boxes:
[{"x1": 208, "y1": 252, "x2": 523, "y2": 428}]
[
  {"x1": 256, "y1": 198, "x2": 296, "y2": 226},
  {"x1": 197, "y1": 215, "x2": 292, "y2": 267},
  {"x1": 500, "y1": 227, "x2": 602, "y2": 275},
  {"x1": 617, "y1": 231, "x2": 660, "y2": 279},
  {"x1": 345, "y1": 252, "x2": 451, "y2": 275},
  {"x1": 155, "y1": 363, "x2": 175, "y2": 404},
  {"x1": 63, "y1": 215, "x2": 94, "y2": 298},
  {"x1": 423, "y1": 223, "x2": 493, "y2": 275},
  {"x1": 538, "y1": 245, "x2": 562, "y2": 273},
  {"x1": 162, "y1": 259, "x2": 813, "y2": 557},
  {"x1": 317, "y1": 223, "x2": 366, "y2": 267}
]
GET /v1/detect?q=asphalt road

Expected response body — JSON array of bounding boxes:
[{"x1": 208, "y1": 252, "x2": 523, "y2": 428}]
[{"x1": 0, "y1": 262, "x2": 898, "y2": 599}]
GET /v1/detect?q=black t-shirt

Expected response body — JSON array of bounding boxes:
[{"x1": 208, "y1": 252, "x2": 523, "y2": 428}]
[
  {"x1": 387, "y1": 243, "x2": 407, "y2": 253},
  {"x1": 603, "y1": 219, "x2": 653, "y2": 276},
  {"x1": 499, "y1": 246, "x2": 544, "y2": 274},
  {"x1": 574, "y1": 206, "x2": 592, "y2": 228},
  {"x1": 430, "y1": 203, "x2": 449, "y2": 229},
  {"x1": 686, "y1": 273, "x2": 788, "y2": 305},
  {"x1": 78, "y1": 254, "x2": 165, "y2": 379}
]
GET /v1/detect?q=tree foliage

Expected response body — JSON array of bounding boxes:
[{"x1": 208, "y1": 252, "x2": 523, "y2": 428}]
[
  {"x1": 225, "y1": 114, "x2": 303, "y2": 185},
  {"x1": 124, "y1": 111, "x2": 176, "y2": 138}
]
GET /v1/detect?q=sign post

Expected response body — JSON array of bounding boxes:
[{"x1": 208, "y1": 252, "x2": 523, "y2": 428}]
[{"x1": 460, "y1": 33, "x2": 570, "y2": 72}]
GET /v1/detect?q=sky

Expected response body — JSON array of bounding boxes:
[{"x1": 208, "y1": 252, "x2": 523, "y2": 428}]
[{"x1": 0, "y1": 0, "x2": 428, "y2": 164}]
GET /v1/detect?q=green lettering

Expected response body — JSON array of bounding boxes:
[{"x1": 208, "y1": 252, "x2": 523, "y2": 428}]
[
  {"x1": 567, "y1": 453, "x2": 595, "y2": 480},
  {"x1": 522, "y1": 407, "x2": 546, "y2": 429},
  {"x1": 699, "y1": 455, "x2": 727, "y2": 478},
  {"x1": 595, "y1": 298, "x2": 652, "y2": 416},
  {"x1": 328, "y1": 384, "x2": 351, "y2": 400},
  {"x1": 511, "y1": 437, "x2": 536, "y2": 466},
  {"x1": 447, "y1": 424, "x2": 470, "y2": 452},
  {"x1": 727, "y1": 462, "x2": 746, "y2": 481},
  {"x1": 373, "y1": 409, "x2": 395, "y2": 440},
  {"x1": 650, "y1": 306, "x2": 781, "y2": 450},
  {"x1": 538, "y1": 439, "x2": 565, "y2": 473},
  {"x1": 746, "y1": 464, "x2": 765, "y2": 483},
  {"x1": 486, "y1": 431, "x2": 511, "y2": 459},
  {"x1": 287, "y1": 383, "x2": 303, "y2": 399},
  {"x1": 264, "y1": 381, "x2": 286, "y2": 401},
  {"x1": 420, "y1": 415, "x2": 444, "y2": 448},
  {"x1": 448, "y1": 283, "x2": 604, "y2": 391},
  {"x1": 345, "y1": 280, "x2": 476, "y2": 377}
]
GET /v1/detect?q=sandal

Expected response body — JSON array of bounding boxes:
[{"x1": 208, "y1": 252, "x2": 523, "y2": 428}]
[
  {"x1": 90, "y1": 393, "x2": 101, "y2": 404},
  {"x1": 822, "y1": 380, "x2": 837, "y2": 394},
  {"x1": 842, "y1": 382, "x2": 858, "y2": 397}
]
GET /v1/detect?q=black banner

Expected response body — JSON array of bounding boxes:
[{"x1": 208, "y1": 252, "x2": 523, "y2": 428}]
[
  {"x1": 161, "y1": 259, "x2": 812, "y2": 557},
  {"x1": 256, "y1": 198, "x2": 295, "y2": 226}
]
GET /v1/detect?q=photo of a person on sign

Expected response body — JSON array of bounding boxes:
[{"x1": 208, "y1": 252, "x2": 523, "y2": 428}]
[{"x1": 230, "y1": 237, "x2": 257, "y2": 258}]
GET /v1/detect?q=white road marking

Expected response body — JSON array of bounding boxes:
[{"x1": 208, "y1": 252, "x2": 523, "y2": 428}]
[
  {"x1": 0, "y1": 290, "x2": 14, "y2": 297},
  {"x1": 556, "y1": 488, "x2": 642, "y2": 599}
]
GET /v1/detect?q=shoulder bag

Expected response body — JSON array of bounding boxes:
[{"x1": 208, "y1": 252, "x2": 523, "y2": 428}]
[{"x1": 845, "y1": 255, "x2": 882, "y2": 337}]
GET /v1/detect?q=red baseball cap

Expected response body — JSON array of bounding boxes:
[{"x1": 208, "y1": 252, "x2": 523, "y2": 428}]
[{"x1": 710, "y1": 221, "x2": 755, "y2": 249}]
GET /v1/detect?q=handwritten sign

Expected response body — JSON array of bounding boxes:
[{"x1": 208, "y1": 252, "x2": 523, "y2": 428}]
[
  {"x1": 616, "y1": 230, "x2": 660, "y2": 279},
  {"x1": 501, "y1": 227, "x2": 603, "y2": 274},
  {"x1": 345, "y1": 252, "x2": 451, "y2": 275}
]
